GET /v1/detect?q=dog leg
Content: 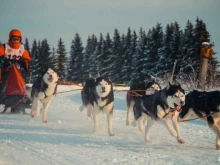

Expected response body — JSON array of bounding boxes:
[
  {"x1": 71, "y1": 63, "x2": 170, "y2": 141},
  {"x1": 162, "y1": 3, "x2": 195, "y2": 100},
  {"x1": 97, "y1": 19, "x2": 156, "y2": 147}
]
[
  {"x1": 31, "y1": 98, "x2": 39, "y2": 118},
  {"x1": 87, "y1": 104, "x2": 93, "y2": 119},
  {"x1": 106, "y1": 110, "x2": 114, "y2": 136},
  {"x1": 144, "y1": 117, "x2": 154, "y2": 142},
  {"x1": 142, "y1": 115, "x2": 147, "y2": 126},
  {"x1": 157, "y1": 117, "x2": 178, "y2": 139},
  {"x1": 126, "y1": 100, "x2": 134, "y2": 125},
  {"x1": 216, "y1": 135, "x2": 220, "y2": 150},
  {"x1": 172, "y1": 112, "x2": 184, "y2": 144},
  {"x1": 92, "y1": 107, "x2": 100, "y2": 133},
  {"x1": 42, "y1": 101, "x2": 52, "y2": 123},
  {"x1": 138, "y1": 115, "x2": 144, "y2": 132}
]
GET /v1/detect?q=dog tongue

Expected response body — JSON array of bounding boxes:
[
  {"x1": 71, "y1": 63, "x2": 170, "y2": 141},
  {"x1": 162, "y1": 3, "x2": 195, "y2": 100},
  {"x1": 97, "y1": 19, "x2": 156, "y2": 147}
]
[{"x1": 175, "y1": 105, "x2": 182, "y2": 110}]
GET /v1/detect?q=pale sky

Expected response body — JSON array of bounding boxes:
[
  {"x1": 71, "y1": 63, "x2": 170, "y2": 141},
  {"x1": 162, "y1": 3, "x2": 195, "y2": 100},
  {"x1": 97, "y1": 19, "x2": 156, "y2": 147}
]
[{"x1": 0, "y1": 0, "x2": 219, "y2": 62}]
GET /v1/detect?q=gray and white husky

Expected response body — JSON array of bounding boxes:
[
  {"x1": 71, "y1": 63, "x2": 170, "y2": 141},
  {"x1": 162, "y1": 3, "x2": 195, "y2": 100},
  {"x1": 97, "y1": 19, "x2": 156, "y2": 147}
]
[
  {"x1": 133, "y1": 82, "x2": 185, "y2": 144},
  {"x1": 80, "y1": 77, "x2": 114, "y2": 136},
  {"x1": 25, "y1": 68, "x2": 59, "y2": 123}
]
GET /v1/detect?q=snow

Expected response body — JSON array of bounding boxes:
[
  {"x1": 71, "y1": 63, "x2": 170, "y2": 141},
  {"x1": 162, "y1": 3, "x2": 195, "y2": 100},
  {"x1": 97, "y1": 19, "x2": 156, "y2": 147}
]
[{"x1": 0, "y1": 85, "x2": 220, "y2": 165}]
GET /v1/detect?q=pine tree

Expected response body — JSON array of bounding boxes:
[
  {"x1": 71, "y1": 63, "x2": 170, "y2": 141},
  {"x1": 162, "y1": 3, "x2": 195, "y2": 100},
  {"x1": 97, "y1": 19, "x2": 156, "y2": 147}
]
[
  {"x1": 180, "y1": 20, "x2": 196, "y2": 74},
  {"x1": 109, "y1": 28, "x2": 122, "y2": 83},
  {"x1": 87, "y1": 34, "x2": 98, "y2": 77},
  {"x1": 66, "y1": 33, "x2": 84, "y2": 83},
  {"x1": 121, "y1": 27, "x2": 132, "y2": 83},
  {"x1": 171, "y1": 22, "x2": 182, "y2": 74},
  {"x1": 100, "y1": 33, "x2": 112, "y2": 78},
  {"x1": 135, "y1": 28, "x2": 148, "y2": 81},
  {"x1": 30, "y1": 39, "x2": 40, "y2": 82},
  {"x1": 151, "y1": 23, "x2": 164, "y2": 74},
  {"x1": 83, "y1": 36, "x2": 94, "y2": 79},
  {"x1": 95, "y1": 33, "x2": 104, "y2": 74},
  {"x1": 56, "y1": 38, "x2": 68, "y2": 80},
  {"x1": 37, "y1": 39, "x2": 54, "y2": 74},
  {"x1": 130, "y1": 30, "x2": 138, "y2": 83}
]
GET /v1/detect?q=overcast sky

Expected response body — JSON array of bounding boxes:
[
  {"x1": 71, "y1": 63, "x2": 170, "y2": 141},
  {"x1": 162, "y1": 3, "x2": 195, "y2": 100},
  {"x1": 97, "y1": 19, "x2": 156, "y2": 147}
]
[{"x1": 0, "y1": 0, "x2": 219, "y2": 62}]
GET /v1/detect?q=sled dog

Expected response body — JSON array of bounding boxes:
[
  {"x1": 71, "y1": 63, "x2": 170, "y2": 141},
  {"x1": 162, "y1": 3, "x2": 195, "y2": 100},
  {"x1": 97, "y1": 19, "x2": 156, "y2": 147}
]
[
  {"x1": 133, "y1": 82, "x2": 185, "y2": 143},
  {"x1": 25, "y1": 68, "x2": 59, "y2": 123},
  {"x1": 126, "y1": 81, "x2": 161, "y2": 127},
  {"x1": 180, "y1": 90, "x2": 220, "y2": 149},
  {"x1": 80, "y1": 77, "x2": 114, "y2": 136}
]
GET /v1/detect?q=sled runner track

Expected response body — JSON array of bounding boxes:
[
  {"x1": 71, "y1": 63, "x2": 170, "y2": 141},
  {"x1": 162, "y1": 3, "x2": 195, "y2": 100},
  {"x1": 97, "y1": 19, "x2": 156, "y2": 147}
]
[{"x1": 8, "y1": 137, "x2": 87, "y2": 165}]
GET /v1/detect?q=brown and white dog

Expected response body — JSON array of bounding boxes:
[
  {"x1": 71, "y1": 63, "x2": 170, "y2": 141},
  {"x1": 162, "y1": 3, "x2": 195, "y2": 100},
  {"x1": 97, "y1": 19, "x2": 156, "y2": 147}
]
[{"x1": 25, "y1": 68, "x2": 59, "y2": 123}]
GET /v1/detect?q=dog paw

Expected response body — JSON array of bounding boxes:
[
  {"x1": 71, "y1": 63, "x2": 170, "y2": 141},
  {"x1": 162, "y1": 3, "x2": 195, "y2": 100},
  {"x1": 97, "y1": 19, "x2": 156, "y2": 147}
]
[
  {"x1": 139, "y1": 128, "x2": 144, "y2": 133},
  {"x1": 126, "y1": 120, "x2": 130, "y2": 126},
  {"x1": 132, "y1": 120, "x2": 137, "y2": 127},
  {"x1": 31, "y1": 114, "x2": 35, "y2": 118},
  {"x1": 42, "y1": 120, "x2": 47, "y2": 123},
  {"x1": 109, "y1": 133, "x2": 115, "y2": 136},
  {"x1": 177, "y1": 138, "x2": 185, "y2": 144},
  {"x1": 216, "y1": 145, "x2": 220, "y2": 150},
  {"x1": 144, "y1": 138, "x2": 151, "y2": 143},
  {"x1": 79, "y1": 106, "x2": 84, "y2": 112}
]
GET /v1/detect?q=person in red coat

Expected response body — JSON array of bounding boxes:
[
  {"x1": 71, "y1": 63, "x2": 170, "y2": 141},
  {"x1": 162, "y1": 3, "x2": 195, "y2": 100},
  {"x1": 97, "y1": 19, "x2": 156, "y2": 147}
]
[{"x1": 0, "y1": 29, "x2": 31, "y2": 113}]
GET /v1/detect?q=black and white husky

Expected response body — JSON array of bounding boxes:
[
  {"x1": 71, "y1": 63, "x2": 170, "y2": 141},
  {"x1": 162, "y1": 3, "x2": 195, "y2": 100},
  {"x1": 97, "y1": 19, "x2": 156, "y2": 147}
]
[
  {"x1": 126, "y1": 81, "x2": 161, "y2": 127},
  {"x1": 133, "y1": 82, "x2": 185, "y2": 143},
  {"x1": 25, "y1": 68, "x2": 59, "y2": 123},
  {"x1": 80, "y1": 77, "x2": 114, "y2": 136},
  {"x1": 180, "y1": 90, "x2": 220, "y2": 149}
]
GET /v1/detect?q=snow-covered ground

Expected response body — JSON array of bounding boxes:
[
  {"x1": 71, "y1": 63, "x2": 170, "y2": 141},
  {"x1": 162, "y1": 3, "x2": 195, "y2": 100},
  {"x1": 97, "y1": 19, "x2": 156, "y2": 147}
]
[{"x1": 0, "y1": 85, "x2": 220, "y2": 165}]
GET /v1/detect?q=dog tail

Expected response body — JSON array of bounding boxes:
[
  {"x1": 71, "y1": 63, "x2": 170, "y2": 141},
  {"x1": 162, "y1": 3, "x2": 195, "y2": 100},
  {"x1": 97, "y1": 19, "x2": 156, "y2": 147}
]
[{"x1": 24, "y1": 84, "x2": 32, "y2": 99}]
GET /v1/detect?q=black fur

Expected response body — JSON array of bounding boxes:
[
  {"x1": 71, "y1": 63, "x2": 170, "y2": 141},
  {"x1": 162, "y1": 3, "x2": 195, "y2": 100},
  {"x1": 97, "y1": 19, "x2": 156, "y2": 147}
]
[
  {"x1": 180, "y1": 90, "x2": 220, "y2": 119},
  {"x1": 134, "y1": 83, "x2": 185, "y2": 120},
  {"x1": 81, "y1": 77, "x2": 114, "y2": 109}
]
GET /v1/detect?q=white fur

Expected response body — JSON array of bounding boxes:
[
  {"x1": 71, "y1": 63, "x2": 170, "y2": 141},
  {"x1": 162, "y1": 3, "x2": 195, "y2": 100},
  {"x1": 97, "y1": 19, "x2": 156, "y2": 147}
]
[
  {"x1": 167, "y1": 91, "x2": 185, "y2": 109},
  {"x1": 26, "y1": 68, "x2": 59, "y2": 123}
]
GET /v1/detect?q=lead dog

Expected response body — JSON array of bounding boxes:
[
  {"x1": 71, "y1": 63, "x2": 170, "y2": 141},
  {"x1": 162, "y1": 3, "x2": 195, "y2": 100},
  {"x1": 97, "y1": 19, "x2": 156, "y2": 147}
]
[
  {"x1": 80, "y1": 77, "x2": 114, "y2": 136},
  {"x1": 133, "y1": 82, "x2": 185, "y2": 143},
  {"x1": 25, "y1": 68, "x2": 59, "y2": 123},
  {"x1": 180, "y1": 90, "x2": 220, "y2": 149}
]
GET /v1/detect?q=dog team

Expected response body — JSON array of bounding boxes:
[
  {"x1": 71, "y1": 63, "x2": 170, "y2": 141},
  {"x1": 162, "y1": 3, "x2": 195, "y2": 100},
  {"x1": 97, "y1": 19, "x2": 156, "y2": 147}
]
[{"x1": 6, "y1": 66, "x2": 220, "y2": 150}]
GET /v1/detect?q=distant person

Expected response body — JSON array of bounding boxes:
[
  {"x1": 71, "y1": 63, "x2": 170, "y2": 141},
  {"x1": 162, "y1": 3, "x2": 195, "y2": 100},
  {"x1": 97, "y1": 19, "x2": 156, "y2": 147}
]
[{"x1": 0, "y1": 29, "x2": 31, "y2": 113}]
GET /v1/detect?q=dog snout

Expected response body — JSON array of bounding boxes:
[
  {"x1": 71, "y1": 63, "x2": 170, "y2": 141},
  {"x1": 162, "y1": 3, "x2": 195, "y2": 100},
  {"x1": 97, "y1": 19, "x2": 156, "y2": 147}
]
[
  {"x1": 180, "y1": 101, "x2": 185, "y2": 105},
  {"x1": 49, "y1": 75, "x2": 52, "y2": 78},
  {"x1": 102, "y1": 87, "x2": 105, "y2": 91}
]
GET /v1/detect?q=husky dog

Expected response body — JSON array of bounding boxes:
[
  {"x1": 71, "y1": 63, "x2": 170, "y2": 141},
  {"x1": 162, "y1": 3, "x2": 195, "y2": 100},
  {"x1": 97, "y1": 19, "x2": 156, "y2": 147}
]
[
  {"x1": 180, "y1": 90, "x2": 220, "y2": 149},
  {"x1": 133, "y1": 82, "x2": 185, "y2": 144},
  {"x1": 126, "y1": 81, "x2": 161, "y2": 126},
  {"x1": 80, "y1": 77, "x2": 114, "y2": 136},
  {"x1": 25, "y1": 68, "x2": 59, "y2": 123}
]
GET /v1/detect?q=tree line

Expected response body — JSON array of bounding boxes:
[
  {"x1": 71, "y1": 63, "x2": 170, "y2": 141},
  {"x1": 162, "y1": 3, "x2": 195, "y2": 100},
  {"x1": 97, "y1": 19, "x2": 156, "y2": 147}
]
[{"x1": 1, "y1": 17, "x2": 219, "y2": 85}]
